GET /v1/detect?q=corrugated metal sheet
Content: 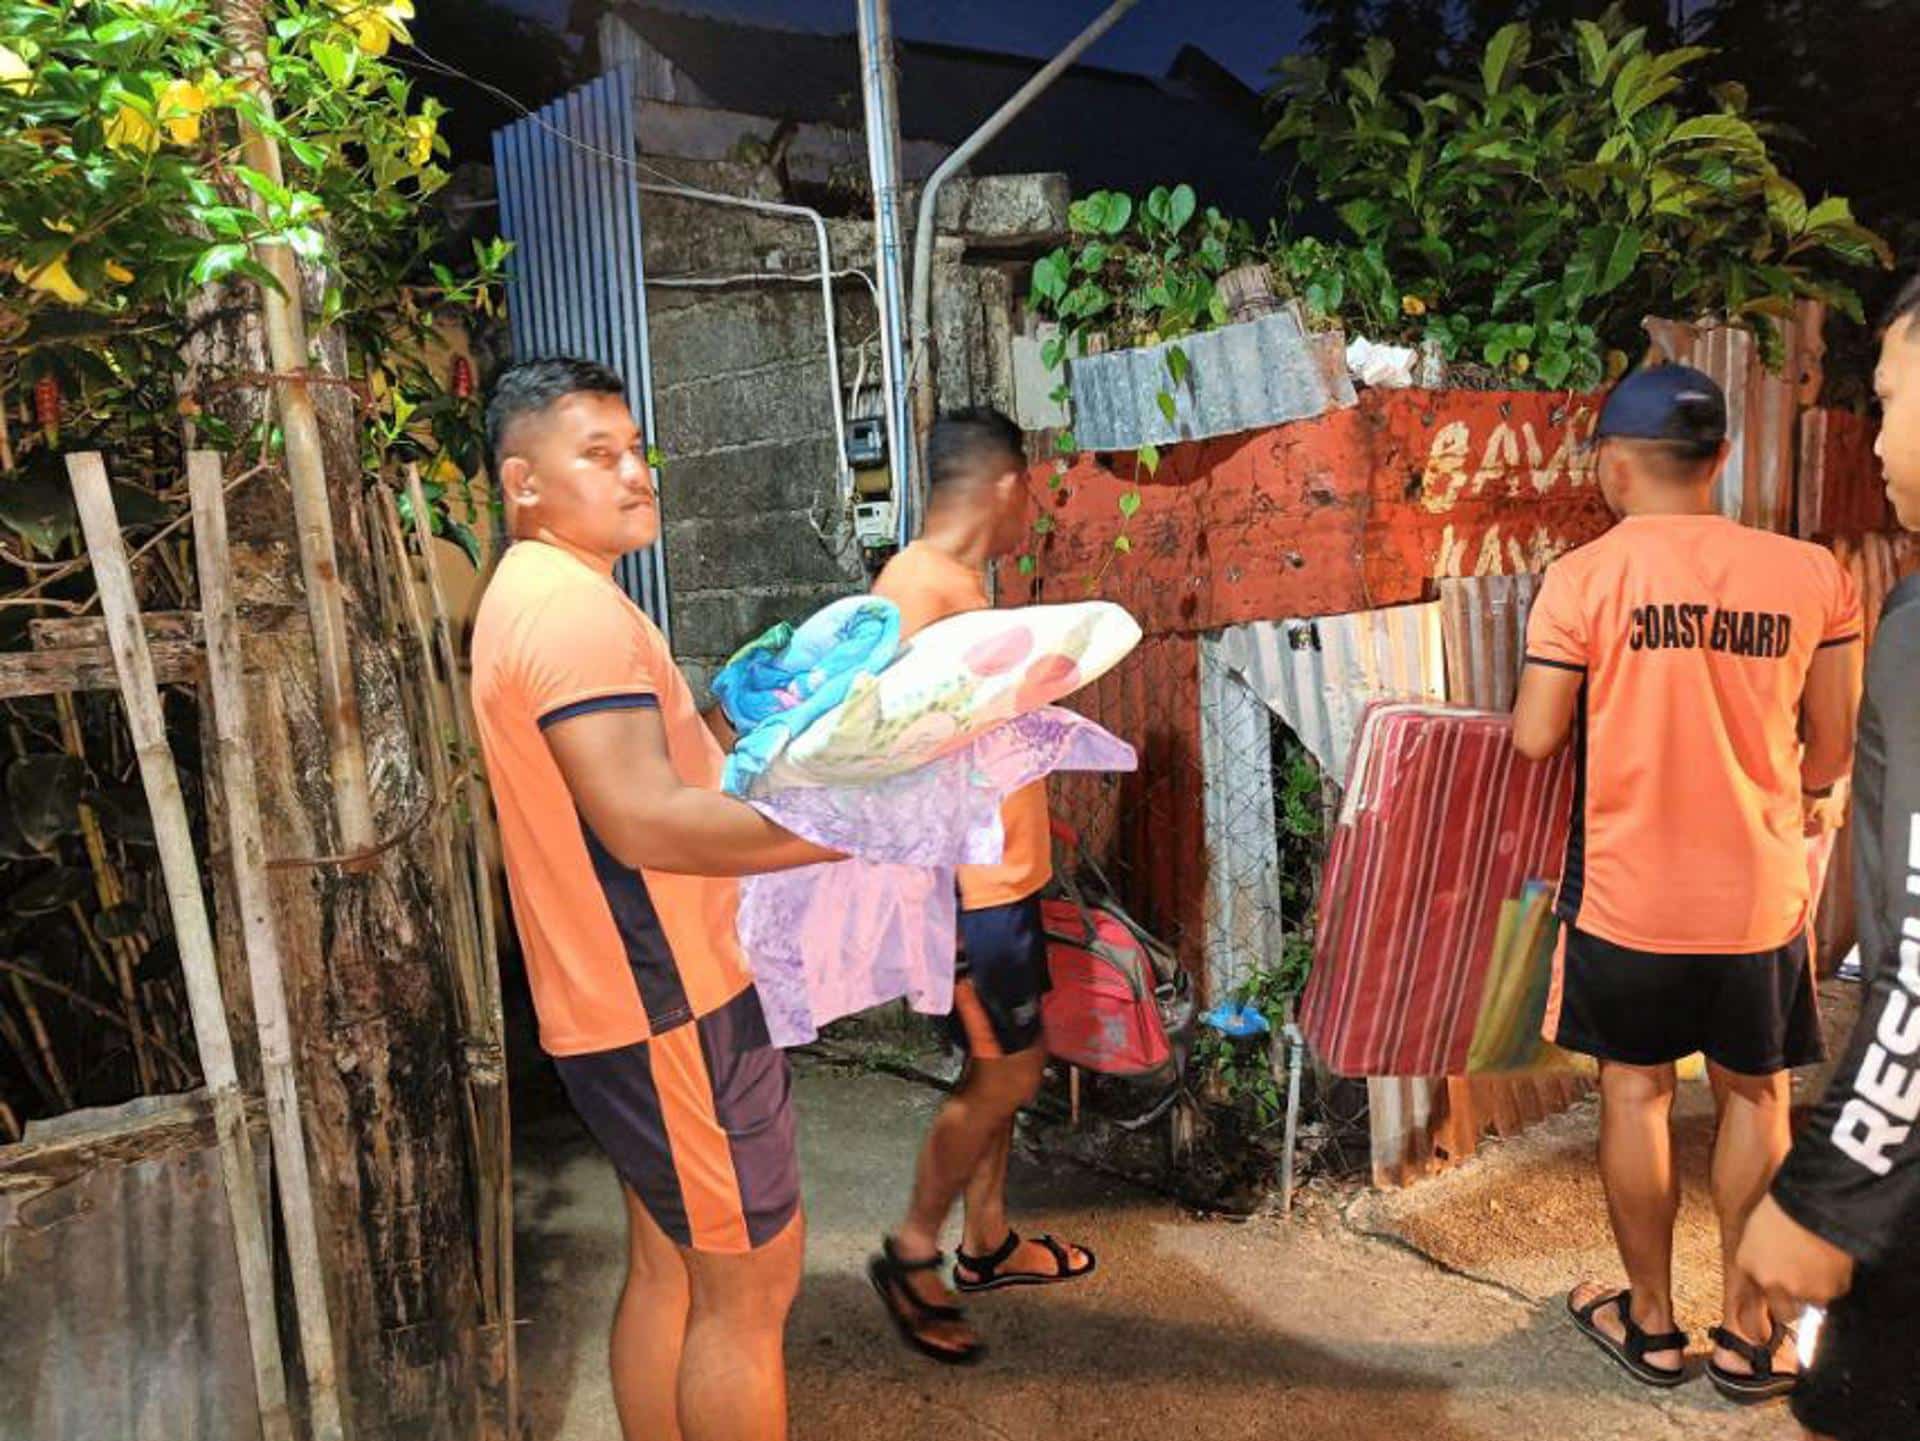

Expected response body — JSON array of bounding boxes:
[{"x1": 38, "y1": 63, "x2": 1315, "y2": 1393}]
[
  {"x1": 1067, "y1": 308, "x2": 1357, "y2": 453},
  {"x1": 1831, "y1": 530, "x2": 1920, "y2": 647},
  {"x1": 1799, "y1": 407, "x2": 1891, "y2": 537},
  {"x1": 1198, "y1": 635, "x2": 1284, "y2": 1004},
  {"x1": 1643, "y1": 301, "x2": 1824, "y2": 535},
  {"x1": 0, "y1": 1093, "x2": 271, "y2": 1441},
  {"x1": 1216, "y1": 603, "x2": 1446, "y2": 780},
  {"x1": 493, "y1": 68, "x2": 674, "y2": 632},
  {"x1": 1437, "y1": 573, "x2": 1540, "y2": 711}
]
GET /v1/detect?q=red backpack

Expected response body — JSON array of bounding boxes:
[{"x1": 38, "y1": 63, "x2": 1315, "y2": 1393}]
[{"x1": 1039, "y1": 822, "x2": 1192, "y2": 1083}]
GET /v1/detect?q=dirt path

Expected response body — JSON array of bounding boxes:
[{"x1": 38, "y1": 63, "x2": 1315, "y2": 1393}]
[{"x1": 514, "y1": 1059, "x2": 1797, "y2": 1441}]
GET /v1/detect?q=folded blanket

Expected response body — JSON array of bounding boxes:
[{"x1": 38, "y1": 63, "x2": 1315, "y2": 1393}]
[
  {"x1": 739, "y1": 707, "x2": 1137, "y2": 1047},
  {"x1": 757, "y1": 600, "x2": 1142, "y2": 791},
  {"x1": 711, "y1": 595, "x2": 901, "y2": 796}
]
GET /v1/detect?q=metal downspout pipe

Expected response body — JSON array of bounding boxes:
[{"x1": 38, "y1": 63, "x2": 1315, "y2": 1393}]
[
  {"x1": 855, "y1": 0, "x2": 916, "y2": 545},
  {"x1": 903, "y1": 0, "x2": 1143, "y2": 524}
]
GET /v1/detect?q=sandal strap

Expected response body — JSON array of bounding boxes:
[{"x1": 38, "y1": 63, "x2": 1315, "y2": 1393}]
[
  {"x1": 956, "y1": 1229, "x2": 1023, "y2": 1276},
  {"x1": 881, "y1": 1236, "x2": 947, "y2": 1274},
  {"x1": 1032, "y1": 1233, "x2": 1074, "y2": 1275},
  {"x1": 1709, "y1": 1324, "x2": 1781, "y2": 1379},
  {"x1": 1594, "y1": 1290, "x2": 1688, "y2": 1361}
]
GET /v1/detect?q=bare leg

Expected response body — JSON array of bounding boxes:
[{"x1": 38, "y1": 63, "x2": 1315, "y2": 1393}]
[
  {"x1": 1708, "y1": 1062, "x2": 1797, "y2": 1377},
  {"x1": 1570, "y1": 1060, "x2": 1685, "y2": 1372},
  {"x1": 959, "y1": 1114, "x2": 1016, "y2": 1258},
  {"x1": 612, "y1": 1185, "x2": 690, "y2": 1441},
  {"x1": 886, "y1": 1048, "x2": 1045, "y2": 1352},
  {"x1": 958, "y1": 1106, "x2": 1091, "y2": 1277},
  {"x1": 679, "y1": 1207, "x2": 805, "y2": 1441}
]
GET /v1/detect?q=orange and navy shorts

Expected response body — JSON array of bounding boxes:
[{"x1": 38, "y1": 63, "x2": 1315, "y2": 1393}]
[
  {"x1": 554, "y1": 985, "x2": 799, "y2": 1254},
  {"x1": 946, "y1": 893, "x2": 1052, "y2": 1059}
]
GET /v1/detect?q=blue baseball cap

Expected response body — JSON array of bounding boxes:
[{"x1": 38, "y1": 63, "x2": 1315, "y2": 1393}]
[{"x1": 1594, "y1": 364, "x2": 1727, "y2": 448}]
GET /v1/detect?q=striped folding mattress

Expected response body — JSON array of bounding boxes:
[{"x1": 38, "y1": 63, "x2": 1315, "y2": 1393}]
[{"x1": 1301, "y1": 701, "x2": 1576, "y2": 1077}]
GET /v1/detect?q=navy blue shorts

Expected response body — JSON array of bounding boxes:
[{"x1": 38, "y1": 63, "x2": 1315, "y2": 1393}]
[
  {"x1": 945, "y1": 893, "x2": 1051, "y2": 1059},
  {"x1": 555, "y1": 985, "x2": 799, "y2": 1254}
]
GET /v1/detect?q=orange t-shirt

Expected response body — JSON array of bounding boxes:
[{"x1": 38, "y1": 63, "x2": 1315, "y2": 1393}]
[
  {"x1": 872, "y1": 540, "x2": 1053, "y2": 910},
  {"x1": 1525, "y1": 514, "x2": 1862, "y2": 953},
  {"x1": 470, "y1": 539, "x2": 752, "y2": 1055}
]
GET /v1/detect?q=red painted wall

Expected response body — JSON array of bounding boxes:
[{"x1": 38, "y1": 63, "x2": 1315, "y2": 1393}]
[{"x1": 1011, "y1": 389, "x2": 1616, "y2": 636}]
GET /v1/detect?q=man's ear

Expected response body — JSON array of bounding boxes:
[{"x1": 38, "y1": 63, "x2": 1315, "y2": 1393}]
[{"x1": 499, "y1": 455, "x2": 534, "y2": 509}]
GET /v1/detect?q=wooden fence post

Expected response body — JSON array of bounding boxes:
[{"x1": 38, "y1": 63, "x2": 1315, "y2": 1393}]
[
  {"x1": 189, "y1": 451, "x2": 347, "y2": 1441},
  {"x1": 66, "y1": 451, "x2": 293, "y2": 1441}
]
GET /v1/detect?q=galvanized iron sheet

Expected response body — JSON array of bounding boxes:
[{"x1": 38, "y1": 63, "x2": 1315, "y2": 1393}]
[
  {"x1": 0, "y1": 1094, "x2": 270, "y2": 1441},
  {"x1": 1799, "y1": 407, "x2": 1891, "y2": 537},
  {"x1": 1216, "y1": 603, "x2": 1446, "y2": 781},
  {"x1": 1067, "y1": 308, "x2": 1356, "y2": 453},
  {"x1": 493, "y1": 68, "x2": 674, "y2": 632},
  {"x1": 1437, "y1": 573, "x2": 1541, "y2": 712}
]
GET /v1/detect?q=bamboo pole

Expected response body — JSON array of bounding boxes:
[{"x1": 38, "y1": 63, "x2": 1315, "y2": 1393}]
[
  {"x1": 0, "y1": 955, "x2": 194, "y2": 1077},
  {"x1": 189, "y1": 452, "x2": 347, "y2": 1441},
  {"x1": 400, "y1": 466, "x2": 516, "y2": 1433},
  {"x1": 221, "y1": 0, "x2": 375, "y2": 854},
  {"x1": 6, "y1": 976, "x2": 72, "y2": 1110},
  {"x1": 66, "y1": 452, "x2": 293, "y2": 1441}
]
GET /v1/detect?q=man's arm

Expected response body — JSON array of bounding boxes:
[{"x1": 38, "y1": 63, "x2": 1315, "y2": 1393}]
[
  {"x1": 1746, "y1": 600, "x2": 1920, "y2": 1308},
  {"x1": 1799, "y1": 641, "x2": 1863, "y2": 793},
  {"x1": 546, "y1": 705, "x2": 838, "y2": 876},
  {"x1": 1511, "y1": 662, "x2": 1584, "y2": 760}
]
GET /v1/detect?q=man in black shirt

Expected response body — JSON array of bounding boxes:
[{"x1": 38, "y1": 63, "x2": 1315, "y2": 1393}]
[{"x1": 1738, "y1": 274, "x2": 1920, "y2": 1438}]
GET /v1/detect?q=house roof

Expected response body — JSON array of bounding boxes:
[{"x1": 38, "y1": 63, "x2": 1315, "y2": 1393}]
[{"x1": 595, "y1": 2, "x2": 1289, "y2": 224}]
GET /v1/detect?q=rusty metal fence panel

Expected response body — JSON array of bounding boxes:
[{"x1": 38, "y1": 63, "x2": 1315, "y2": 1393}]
[
  {"x1": 0, "y1": 1093, "x2": 271, "y2": 1441},
  {"x1": 1643, "y1": 301, "x2": 1825, "y2": 535},
  {"x1": 493, "y1": 67, "x2": 673, "y2": 632}
]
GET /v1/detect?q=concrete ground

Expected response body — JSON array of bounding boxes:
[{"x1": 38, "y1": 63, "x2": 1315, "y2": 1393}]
[{"x1": 513, "y1": 1053, "x2": 1811, "y2": 1441}]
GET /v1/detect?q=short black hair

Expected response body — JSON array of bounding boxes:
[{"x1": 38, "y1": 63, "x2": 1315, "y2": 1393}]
[
  {"x1": 926, "y1": 406, "x2": 1024, "y2": 492},
  {"x1": 485, "y1": 357, "x2": 626, "y2": 468},
  {"x1": 1882, "y1": 272, "x2": 1920, "y2": 341}
]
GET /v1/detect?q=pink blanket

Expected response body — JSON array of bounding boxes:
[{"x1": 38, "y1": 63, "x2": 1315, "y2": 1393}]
[{"x1": 739, "y1": 707, "x2": 1135, "y2": 1047}]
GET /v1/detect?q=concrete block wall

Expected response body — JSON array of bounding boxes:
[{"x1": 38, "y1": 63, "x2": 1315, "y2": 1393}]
[{"x1": 634, "y1": 161, "x2": 1065, "y2": 690}]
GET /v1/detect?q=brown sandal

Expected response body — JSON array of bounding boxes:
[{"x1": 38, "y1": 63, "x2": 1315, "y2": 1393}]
[{"x1": 867, "y1": 1237, "x2": 985, "y2": 1366}]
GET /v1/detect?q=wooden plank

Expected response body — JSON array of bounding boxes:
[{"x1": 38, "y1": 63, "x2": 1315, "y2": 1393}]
[
  {"x1": 0, "y1": 641, "x2": 203, "y2": 699},
  {"x1": 31, "y1": 612, "x2": 204, "y2": 648},
  {"x1": 67, "y1": 452, "x2": 294, "y2": 1441}
]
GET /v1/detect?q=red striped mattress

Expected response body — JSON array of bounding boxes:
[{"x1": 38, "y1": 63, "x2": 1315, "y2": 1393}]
[{"x1": 1301, "y1": 702, "x2": 1576, "y2": 1077}]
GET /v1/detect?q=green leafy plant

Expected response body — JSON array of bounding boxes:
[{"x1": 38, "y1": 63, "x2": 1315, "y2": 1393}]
[
  {"x1": 0, "y1": 0, "x2": 504, "y2": 1130},
  {"x1": 1265, "y1": 7, "x2": 1892, "y2": 385},
  {"x1": 1025, "y1": 185, "x2": 1257, "y2": 574}
]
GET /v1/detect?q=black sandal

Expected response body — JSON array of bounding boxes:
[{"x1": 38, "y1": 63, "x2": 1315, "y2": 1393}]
[
  {"x1": 954, "y1": 1230, "x2": 1097, "y2": 1293},
  {"x1": 867, "y1": 1238, "x2": 985, "y2": 1366},
  {"x1": 1707, "y1": 1321, "x2": 1797, "y2": 1404},
  {"x1": 1568, "y1": 1289, "x2": 1690, "y2": 1388}
]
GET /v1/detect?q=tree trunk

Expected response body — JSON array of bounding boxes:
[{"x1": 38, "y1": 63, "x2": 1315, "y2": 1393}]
[{"x1": 183, "y1": 282, "x2": 485, "y2": 1438}]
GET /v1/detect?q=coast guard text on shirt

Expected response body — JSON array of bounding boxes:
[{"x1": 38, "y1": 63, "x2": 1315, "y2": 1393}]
[
  {"x1": 1834, "y1": 813, "x2": 1920, "y2": 1175},
  {"x1": 1626, "y1": 604, "x2": 1794, "y2": 658}
]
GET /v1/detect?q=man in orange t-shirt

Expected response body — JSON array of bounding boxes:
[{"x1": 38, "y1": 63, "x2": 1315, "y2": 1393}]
[
  {"x1": 1513, "y1": 365, "x2": 1863, "y2": 1398},
  {"x1": 865, "y1": 409, "x2": 1095, "y2": 1365},
  {"x1": 472, "y1": 359, "x2": 840, "y2": 1441}
]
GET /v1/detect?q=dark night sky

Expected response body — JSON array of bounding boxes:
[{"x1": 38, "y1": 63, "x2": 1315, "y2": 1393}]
[{"x1": 500, "y1": 0, "x2": 1312, "y2": 90}]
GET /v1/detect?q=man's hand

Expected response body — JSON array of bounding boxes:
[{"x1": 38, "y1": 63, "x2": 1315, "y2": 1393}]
[
  {"x1": 1737, "y1": 1194, "x2": 1857, "y2": 1317},
  {"x1": 1803, "y1": 776, "x2": 1850, "y2": 837}
]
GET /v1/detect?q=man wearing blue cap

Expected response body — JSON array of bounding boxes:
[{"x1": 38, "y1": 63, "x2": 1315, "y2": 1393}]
[{"x1": 1512, "y1": 364, "x2": 1864, "y2": 1399}]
